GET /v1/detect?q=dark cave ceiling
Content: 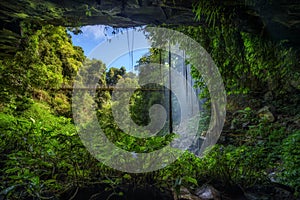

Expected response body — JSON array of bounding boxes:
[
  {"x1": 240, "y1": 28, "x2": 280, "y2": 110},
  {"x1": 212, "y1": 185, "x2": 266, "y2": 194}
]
[{"x1": 0, "y1": 0, "x2": 299, "y2": 56}]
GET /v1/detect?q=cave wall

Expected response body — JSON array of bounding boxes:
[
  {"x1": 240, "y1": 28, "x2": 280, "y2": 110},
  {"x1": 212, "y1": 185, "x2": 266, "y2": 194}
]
[{"x1": 0, "y1": 0, "x2": 299, "y2": 56}]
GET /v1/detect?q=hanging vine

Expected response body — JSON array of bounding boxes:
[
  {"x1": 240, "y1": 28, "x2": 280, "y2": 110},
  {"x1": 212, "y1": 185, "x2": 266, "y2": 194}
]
[{"x1": 171, "y1": 2, "x2": 300, "y2": 99}]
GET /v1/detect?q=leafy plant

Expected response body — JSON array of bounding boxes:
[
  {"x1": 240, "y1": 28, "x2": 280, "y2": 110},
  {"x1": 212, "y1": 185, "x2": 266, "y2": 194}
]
[
  {"x1": 199, "y1": 145, "x2": 268, "y2": 189},
  {"x1": 280, "y1": 130, "x2": 300, "y2": 196}
]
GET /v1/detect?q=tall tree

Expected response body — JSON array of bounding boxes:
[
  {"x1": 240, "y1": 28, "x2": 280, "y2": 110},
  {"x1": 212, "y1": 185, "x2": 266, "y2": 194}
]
[{"x1": 0, "y1": 24, "x2": 85, "y2": 112}]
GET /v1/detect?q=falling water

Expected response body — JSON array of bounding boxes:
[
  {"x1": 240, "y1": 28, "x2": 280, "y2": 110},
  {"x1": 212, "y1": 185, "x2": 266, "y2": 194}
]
[{"x1": 165, "y1": 49, "x2": 206, "y2": 156}]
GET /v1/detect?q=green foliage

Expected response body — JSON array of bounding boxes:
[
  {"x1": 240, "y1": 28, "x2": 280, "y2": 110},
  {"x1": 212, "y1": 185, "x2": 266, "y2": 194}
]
[
  {"x1": 244, "y1": 123, "x2": 291, "y2": 171},
  {"x1": 234, "y1": 120, "x2": 300, "y2": 196},
  {"x1": 78, "y1": 58, "x2": 107, "y2": 87},
  {"x1": 193, "y1": 1, "x2": 224, "y2": 28},
  {"x1": 51, "y1": 93, "x2": 71, "y2": 116},
  {"x1": 198, "y1": 145, "x2": 267, "y2": 188},
  {"x1": 280, "y1": 130, "x2": 300, "y2": 196},
  {"x1": 1, "y1": 10, "x2": 299, "y2": 198},
  {"x1": 161, "y1": 151, "x2": 201, "y2": 187},
  {"x1": 106, "y1": 66, "x2": 126, "y2": 86},
  {"x1": 0, "y1": 102, "x2": 111, "y2": 199},
  {"x1": 0, "y1": 24, "x2": 85, "y2": 118},
  {"x1": 97, "y1": 101, "x2": 176, "y2": 153},
  {"x1": 0, "y1": 24, "x2": 84, "y2": 102},
  {"x1": 240, "y1": 32, "x2": 298, "y2": 95},
  {"x1": 230, "y1": 107, "x2": 257, "y2": 132},
  {"x1": 0, "y1": 29, "x2": 21, "y2": 57},
  {"x1": 173, "y1": 10, "x2": 299, "y2": 97}
]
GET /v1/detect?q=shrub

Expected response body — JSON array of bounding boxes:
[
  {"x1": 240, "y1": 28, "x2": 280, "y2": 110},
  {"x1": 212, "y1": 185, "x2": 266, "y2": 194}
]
[{"x1": 199, "y1": 144, "x2": 267, "y2": 189}]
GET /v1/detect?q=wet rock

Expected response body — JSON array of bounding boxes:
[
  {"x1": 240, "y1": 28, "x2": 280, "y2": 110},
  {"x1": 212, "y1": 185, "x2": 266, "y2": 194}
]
[
  {"x1": 244, "y1": 192, "x2": 269, "y2": 200},
  {"x1": 245, "y1": 184, "x2": 296, "y2": 200},
  {"x1": 195, "y1": 185, "x2": 220, "y2": 200},
  {"x1": 268, "y1": 171, "x2": 280, "y2": 183},
  {"x1": 174, "y1": 187, "x2": 203, "y2": 200},
  {"x1": 257, "y1": 106, "x2": 275, "y2": 122}
]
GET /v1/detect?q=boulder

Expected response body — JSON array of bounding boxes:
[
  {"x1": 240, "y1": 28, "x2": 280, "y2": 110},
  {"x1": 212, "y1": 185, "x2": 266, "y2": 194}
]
[
  {"x1": 173, "y1": 187, "x2": 203, "y2": 200},
  {"x1": 245, "y1": 184, "x2": 295, "y2": 200},
  {"x1": 257, "y1": 106, "x2": 275, "y2": 122},
  {"x1": 194, "y1": 185, "x2": 220, "y2": 200}
]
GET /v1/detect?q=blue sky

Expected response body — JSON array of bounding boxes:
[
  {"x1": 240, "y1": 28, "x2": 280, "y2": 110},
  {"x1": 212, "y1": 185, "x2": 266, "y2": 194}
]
[{"x1": 69, "y1": 25, "x2": 150, "y2": 72}]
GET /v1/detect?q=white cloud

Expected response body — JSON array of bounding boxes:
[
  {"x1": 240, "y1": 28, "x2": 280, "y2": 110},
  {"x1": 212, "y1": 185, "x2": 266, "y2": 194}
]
[{"x1": 81, "y1": 25, "x2": 106, "y2": 40}]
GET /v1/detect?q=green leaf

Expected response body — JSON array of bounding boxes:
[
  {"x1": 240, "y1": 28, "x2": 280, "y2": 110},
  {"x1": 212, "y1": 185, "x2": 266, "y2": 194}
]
[
  {"x1": 183, "y1": 176, "x2": 198, "y2": 185},
  {"x1": 123, "y1": 174, "x2": 131, "y2": 180}
]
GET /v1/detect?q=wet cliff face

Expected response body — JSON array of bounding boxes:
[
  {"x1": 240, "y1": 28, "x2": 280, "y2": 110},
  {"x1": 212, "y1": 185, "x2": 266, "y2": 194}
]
[{"x1": 0, "y1": 0, "x2": 299, "y2": 56}]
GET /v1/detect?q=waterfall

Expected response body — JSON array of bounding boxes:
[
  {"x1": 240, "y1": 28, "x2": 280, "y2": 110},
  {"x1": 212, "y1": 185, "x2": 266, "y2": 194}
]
[{"x1": 163, "y1": 49, "x2": 206, "y2": 156}]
